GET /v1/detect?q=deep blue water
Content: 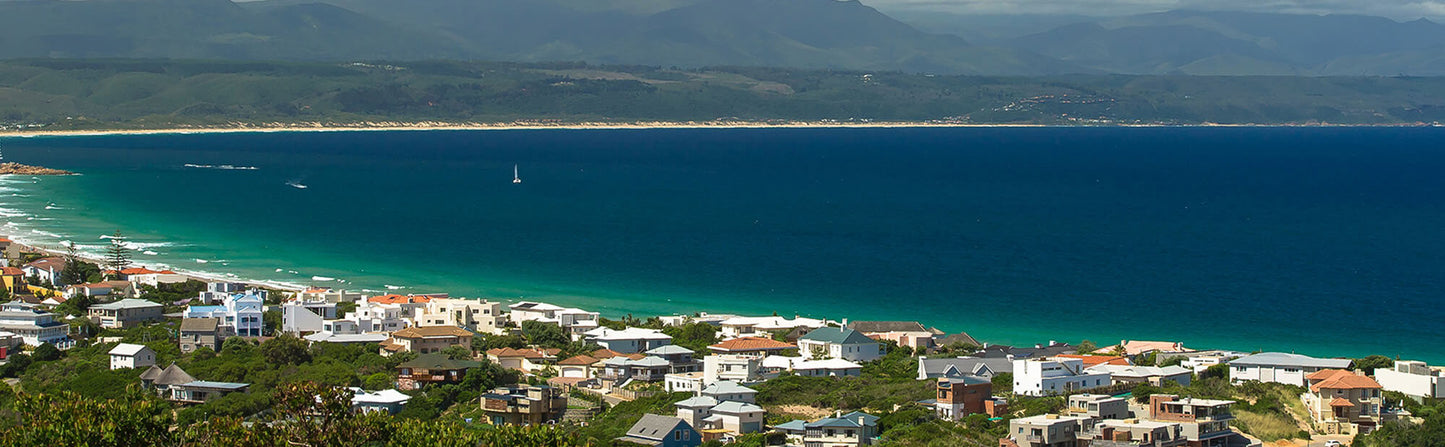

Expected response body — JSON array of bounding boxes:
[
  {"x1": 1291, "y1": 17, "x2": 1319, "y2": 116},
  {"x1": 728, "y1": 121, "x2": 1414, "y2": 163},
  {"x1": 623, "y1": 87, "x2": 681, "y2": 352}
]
[{"x1": 1, "y1": 127, "x2": 1441, "y2": 361}]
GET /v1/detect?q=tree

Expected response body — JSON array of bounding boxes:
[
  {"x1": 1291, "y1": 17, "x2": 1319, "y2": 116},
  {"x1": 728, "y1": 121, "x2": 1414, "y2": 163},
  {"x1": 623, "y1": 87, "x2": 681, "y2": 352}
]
[
  {"x1": 59, "y1": 244, "x2": 89, "y2": 286},
  {"x1": 1074, "y1": 340, "x2": 1098, "y2": 355},
  {"x1": 520, "y1": 321, "x2": 570, "y2": 349},
  {"x1": 1354, "y1": 355, "x2": 1395, "y2": 375},
  {"x1": 103, "y1": 230, "x2": 131, "y2": 278},
  {"x1": 473, "y1": 333, "x2": 527, "y2": 352},
  {"x1": 442, "y1": 345, "x2": 473, "y2": 361},
  {"x1": 260, "y1": 334, "x2": 311, "y2": 365},
  {"x1": 661, "y1": 322, "x2": 719, "y2": 353},
  {"x1": 31, "y1": 343, "x2": 62, "y2": 362}
]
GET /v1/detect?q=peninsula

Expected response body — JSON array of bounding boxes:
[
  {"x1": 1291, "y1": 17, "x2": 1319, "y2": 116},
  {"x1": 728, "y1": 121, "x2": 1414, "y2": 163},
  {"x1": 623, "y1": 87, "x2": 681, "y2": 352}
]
[{"x1": 0, "y1": 162, "x2": 73, "y2": 176}]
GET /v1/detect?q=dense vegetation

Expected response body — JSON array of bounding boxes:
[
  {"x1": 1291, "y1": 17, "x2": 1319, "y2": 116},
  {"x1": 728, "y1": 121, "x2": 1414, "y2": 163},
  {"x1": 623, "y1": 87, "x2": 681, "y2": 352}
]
[{"x1": 3, "y1": 59, "x2": 1445, "y2": 132}]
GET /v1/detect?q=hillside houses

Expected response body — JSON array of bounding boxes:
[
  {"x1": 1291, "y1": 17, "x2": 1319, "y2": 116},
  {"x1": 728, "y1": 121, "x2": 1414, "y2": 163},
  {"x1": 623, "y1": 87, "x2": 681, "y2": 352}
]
[{"x1": 1228, "y1": 352, "x2": 1353, "y2": 387}]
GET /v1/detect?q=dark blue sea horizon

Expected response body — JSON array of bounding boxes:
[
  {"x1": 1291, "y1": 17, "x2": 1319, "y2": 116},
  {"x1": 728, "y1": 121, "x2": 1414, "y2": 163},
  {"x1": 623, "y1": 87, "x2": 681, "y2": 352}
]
[{"x1": 2, "y1": 127, "x2": 1442, "y2": 362}]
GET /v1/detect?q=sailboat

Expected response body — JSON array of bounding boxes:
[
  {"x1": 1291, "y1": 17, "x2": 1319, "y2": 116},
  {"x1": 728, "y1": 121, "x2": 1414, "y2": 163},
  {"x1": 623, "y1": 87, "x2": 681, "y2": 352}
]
[{"x1": 512, "y1": 164, "x2": 522, "y2": 184}]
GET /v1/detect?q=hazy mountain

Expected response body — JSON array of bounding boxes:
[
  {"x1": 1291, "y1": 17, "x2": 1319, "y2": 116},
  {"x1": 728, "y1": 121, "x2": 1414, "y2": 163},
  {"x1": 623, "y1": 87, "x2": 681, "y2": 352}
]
[
  {"x1": 0, "y1": 0, "x2": 1073, "y2": 74},
  {"x1": 1002, "y1": 10, "x2": 1445, "y2": 75}
]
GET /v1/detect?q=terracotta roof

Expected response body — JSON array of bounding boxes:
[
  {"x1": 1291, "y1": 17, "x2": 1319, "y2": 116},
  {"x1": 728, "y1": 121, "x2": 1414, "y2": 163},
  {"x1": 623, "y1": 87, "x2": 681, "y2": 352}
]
[
  {"x1": 709, "y1": 336, "x2": 795, "y2": 352},
  {"x1": 379, "y1": 339, "x2": 405, "y2": 352},
  {"x1": 486, "y1": 347, "x2": 548, "y2": 359},
  {"x1": 1329, "y1": 397, "x2": 1357, "y2": 407},
  {"x1": 559, "y1": 355, "x2": 600, "y2": 366},
  {"x1": 1056, "y1": 354, "x2": 1132, "y2": 367},
  {"x1": 592, "y1": 348, "x2": 628, "y2": 359},
  {"x1": 368, "y1": 294, "x2": 431, "y2": 304},
  {"x1": 23, "y1": 257, "x2": 65, "y2": 270},
  {"x1": 1096, "y1": 340, "x2": 1194, "y2": 356},
  {"x1": 0, "y1": 267, "x2": 22, "y2": 276},
  {"x1": 390, "y1": 326, "x2": 474, "y2": 339},
  {"x1": 1308, "y1": 369, "x2": 1382, "y2": 391}
]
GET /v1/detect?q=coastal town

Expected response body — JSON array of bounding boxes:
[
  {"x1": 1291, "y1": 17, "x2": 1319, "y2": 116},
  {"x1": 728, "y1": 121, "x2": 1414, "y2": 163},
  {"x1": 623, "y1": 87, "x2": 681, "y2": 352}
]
[{"x1": 0, "y1": 235, "x2": 1439, "y2": 447}]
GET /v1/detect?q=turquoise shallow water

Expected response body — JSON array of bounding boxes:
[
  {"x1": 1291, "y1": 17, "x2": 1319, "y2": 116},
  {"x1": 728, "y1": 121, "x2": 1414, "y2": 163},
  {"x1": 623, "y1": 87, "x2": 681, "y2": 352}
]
[{"x1": 1, "y1": 127, "x2": 1441, "y2": 361}]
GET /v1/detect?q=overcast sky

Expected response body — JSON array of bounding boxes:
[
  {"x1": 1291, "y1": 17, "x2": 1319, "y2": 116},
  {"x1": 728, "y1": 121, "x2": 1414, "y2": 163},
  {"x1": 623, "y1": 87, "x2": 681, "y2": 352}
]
[{"x1": 867, "y1": 0, "x2": 1445, "y2": 20}]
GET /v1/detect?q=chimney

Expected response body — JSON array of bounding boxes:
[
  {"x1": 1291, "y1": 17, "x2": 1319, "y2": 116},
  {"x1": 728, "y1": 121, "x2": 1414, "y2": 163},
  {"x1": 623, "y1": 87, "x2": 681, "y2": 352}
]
[
  {"x1": 835, "y1": 410, "x2": 842, "y2": 418},
  {"x1": 858, "y1": 415, "x2": 866, "y2": 426}
]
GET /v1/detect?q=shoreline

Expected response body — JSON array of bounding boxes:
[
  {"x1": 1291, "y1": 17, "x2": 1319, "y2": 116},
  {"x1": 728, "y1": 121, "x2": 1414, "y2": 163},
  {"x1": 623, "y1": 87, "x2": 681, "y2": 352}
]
[{"x1": 1, "y1": 120, "x2": 1441, "y2": 139}]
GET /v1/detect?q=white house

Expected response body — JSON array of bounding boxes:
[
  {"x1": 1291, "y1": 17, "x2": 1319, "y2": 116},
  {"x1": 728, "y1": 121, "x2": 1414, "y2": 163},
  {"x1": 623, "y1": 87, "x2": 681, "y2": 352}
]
[
  {"x1": 508, "y1": 301, "x2": 599, "y2": 340},
  {"x1": 760, "y1": 356, "x2": 863, "y2": 377},
  {"x1": 1374, "y1": 360, "x2": 1445, "y2": 401},
  {"x1": 796, "y1": 327, "x2": 882, "y2": 362},
  {"x1": 186, "y1": 289, "x2": 266, "y2": 337},
  {"x1": 1178, "y1": 350, "x2": 1246, "y2": 374},
  {"x1": 413, "y1": 298, "x2": 506, "y2": 334},
  {"x1": 281, "y1": 299, "x2": 336, "y2": 334},
  {"x1": 583, "y1": 327, "x2": 673, "y2": 354},
  {"x1": 1013, "y1": 358, "x2": 1112, "y2": 396},
  {"x1": 108, "y1": 343, "x2": 156, "y2": 370},
  {"x1": 1086, "y1": 364, "x2": 1194, "y2": 387},
  {"x1": 666, "y1": 371, "x2": 706, "y2": 393},
  {"x1": 350, "y1": 388, "x2": 412, "y2": 415},
  {"x1": 703, "y1": 354, "x2": 766, "y2": 385},
  {"x1": 673, "y1": 381, "x2": 765, "y2": 436},
  {"x1": 0, "y1": 301, "x2": 70, "y2": 346},
  {"x1": 20, "y1": 257, "x2": 66, "y2": 287},
  {"x1": 718, "y1": 315, "x2": 827, "y2": 339},
  {"x1": 1228, "y1": 352, "x2": 1353, "y2": 387},
  {"x1": 195, "y1": 282, "x2": 245, "y2": 305}
]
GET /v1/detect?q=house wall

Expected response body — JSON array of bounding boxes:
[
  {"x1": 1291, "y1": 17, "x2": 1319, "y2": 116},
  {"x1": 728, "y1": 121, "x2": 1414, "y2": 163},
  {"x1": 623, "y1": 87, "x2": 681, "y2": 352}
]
[
  {"x1": 1230, "y1": 364, "x2": 1320, "y2": 387},
  {"x1": 1376, "y1": 366, "x2": 1445, "y2": 400}
]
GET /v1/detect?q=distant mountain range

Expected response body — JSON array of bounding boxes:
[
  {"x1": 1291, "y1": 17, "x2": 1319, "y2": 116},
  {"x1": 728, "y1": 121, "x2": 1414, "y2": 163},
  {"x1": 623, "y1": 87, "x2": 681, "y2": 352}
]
[{"x1": 1, "y1": 0, "x2": 1445, "y2": 76}]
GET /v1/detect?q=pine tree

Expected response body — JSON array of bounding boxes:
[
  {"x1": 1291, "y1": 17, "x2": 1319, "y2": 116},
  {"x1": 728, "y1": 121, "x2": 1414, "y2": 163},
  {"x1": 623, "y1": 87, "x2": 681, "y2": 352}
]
[
  {"x1": 60, "y1": 243, "x2": 85, "y2": 286},
  {"x1": 104, "y1": 230, "x2": 131, "y2": 279}
]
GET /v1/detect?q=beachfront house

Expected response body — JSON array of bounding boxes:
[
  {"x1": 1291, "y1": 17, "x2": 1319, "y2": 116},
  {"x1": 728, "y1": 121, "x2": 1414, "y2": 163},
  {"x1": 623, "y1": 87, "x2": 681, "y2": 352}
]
[
  {"x1": 185, "y1": 289, "x2": 266, "y2": 337},
  {"x1": 584, "y1": 326, "x2": 673, "y2": 354},
  {"x1": 108, "y1": 343, "x2": 156, "y2": 370},
  {"x1": 509, "y1": 301, "x2": 600, "y2": 340},
  {"x1": 1374, "y1": 360, "x2": 1445, "y2": 401},
  {"x1": 1228, "y1": 352, "x2": 1353, "y2": 387},
  {"x1": 1302, "y1": 369, "x2": 1385, "y2": 435},
  {"x1": 659, "y1": 312, "x2": 736, "y2": 327},
  {"x1": 178, "y1": 318, "x2": 222, "y2": 353},
  {"x1": 1013, "y1": 358, "x2": 1111, "y2": 397},
  {"x1": 379, "y1": 326, "x2": 474, "y2": 355},
  {"x1": 66, "y1": 280, "x2": 136, "y2": 300},
  {"x1": 0, "y1": 301, "x2": 69, "y2": 346},
  {"x1": 119, "y1": 267, "x2": 187, "y2": 287},
  {"x1": 616, "y1": 414, "x2": 701, "y2": 447},
  {"x1": 20, "y1": 257, "x2": 66, "y2": 287},
  {"x1": 847, "y1": 320, "x2": 942, "y2": 350},
  {"x1": 295, "y1": 288, "x2": 365, "y2": 304},
  {"x1": 1177, "y1": 350, "x2": 1246, "y2": 374},
  {"x1": 717, "y1": 315, "x2": 827, "y2": 340},
  {"x1": 413, "y1": 298, "x2": 506, "y2": 334},
  {"x1": 796, "y1": 327, "x2": 883, "y2": 362},
  {"x1": 88, "y1": 298, "x2": 164, "y2": 329},
  {"x1": 1095, "y1": 340, "x2": 1195, "y2": 357}
]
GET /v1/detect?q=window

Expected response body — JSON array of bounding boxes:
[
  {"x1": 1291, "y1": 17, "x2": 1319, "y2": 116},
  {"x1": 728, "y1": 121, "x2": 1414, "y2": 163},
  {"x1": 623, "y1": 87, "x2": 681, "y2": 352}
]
[{"x1": 674, "y1": 430, "x2": 681, "y2": 441}]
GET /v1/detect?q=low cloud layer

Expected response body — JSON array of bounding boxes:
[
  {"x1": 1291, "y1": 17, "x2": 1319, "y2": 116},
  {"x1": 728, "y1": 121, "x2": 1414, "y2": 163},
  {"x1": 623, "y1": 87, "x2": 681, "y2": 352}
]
[{"x1": 869, "y1": 0, "x2": 1445, "y2": 20}]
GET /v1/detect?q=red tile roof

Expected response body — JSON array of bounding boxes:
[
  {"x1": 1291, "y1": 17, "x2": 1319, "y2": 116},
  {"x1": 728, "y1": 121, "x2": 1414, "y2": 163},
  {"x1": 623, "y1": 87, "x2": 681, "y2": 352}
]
[
  {"x1": 709, "y1": 337, "x2": 796, "y2": 352},
  {"x1": 1308, "y1": 369, "x2": 1382, "y2": 391},
  {"x1": 0, "y1": 267, "x2": 23, "y2": 276},
  {"x1": 1055, "y1": 354, "x2": 1132, "y2": 367},
  {"x1": 558, "y1": 355, "x2": 600, "y2": 366},
  {"x1": 1329, "y1": 398, "x2": 1357, "y2": 407},
  {"x1": 368, "y1": 294, "x2": 431, "y2": 304}
]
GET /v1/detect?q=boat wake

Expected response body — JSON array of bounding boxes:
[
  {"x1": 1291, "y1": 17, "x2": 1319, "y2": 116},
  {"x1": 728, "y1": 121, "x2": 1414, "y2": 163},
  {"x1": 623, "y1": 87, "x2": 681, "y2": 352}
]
[{"x1": 186, "y1": 163, "x2": 259, "y2": 171}]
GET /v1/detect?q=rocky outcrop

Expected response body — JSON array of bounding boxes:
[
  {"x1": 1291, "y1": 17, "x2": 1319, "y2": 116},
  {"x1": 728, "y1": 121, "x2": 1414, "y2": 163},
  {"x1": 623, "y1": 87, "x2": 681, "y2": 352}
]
[{"x1": 0, "y1": 163, "x2": 74, "y2": 175}]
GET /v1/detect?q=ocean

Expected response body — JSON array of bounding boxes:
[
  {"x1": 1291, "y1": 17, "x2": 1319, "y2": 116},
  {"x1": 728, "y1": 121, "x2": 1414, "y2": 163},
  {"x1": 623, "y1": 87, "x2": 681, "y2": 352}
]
[{"x1": 1, "y1": 127, "x2": 1441, "y2": 362}]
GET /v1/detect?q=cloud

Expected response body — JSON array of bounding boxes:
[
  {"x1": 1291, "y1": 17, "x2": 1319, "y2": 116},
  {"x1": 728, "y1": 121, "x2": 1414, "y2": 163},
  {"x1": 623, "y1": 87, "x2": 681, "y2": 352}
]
[{"x1": 867, "y1": 0, "x2": 1445, "y2": 20}]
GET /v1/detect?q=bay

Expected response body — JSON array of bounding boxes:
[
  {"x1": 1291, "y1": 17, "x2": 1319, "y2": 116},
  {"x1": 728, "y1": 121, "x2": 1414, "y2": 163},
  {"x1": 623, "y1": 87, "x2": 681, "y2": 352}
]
[{"x1": 2, "y1": 127, "x2": 1441, "y2": 362}]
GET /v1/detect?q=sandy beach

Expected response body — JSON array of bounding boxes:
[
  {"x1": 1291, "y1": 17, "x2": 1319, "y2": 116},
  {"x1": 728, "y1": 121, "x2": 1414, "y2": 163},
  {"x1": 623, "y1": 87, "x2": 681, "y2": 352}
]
[{"x1": 1, "y1": 119, "x2": 1436, "y2": 139}]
